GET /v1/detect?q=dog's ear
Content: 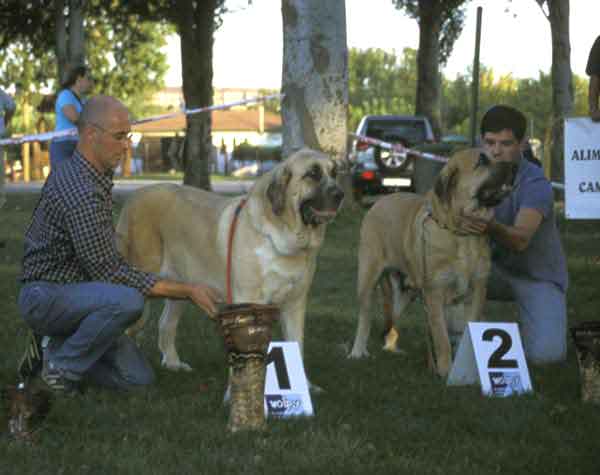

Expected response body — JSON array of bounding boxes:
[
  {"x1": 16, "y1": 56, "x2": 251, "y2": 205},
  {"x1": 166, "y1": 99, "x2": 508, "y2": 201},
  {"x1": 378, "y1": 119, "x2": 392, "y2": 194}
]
[
  {"x1": 433, "y1": 164, "x2": 458, "y2": 205},
  {"x1": 266, "y1": 165, "x2": 293, "y2": 215}
]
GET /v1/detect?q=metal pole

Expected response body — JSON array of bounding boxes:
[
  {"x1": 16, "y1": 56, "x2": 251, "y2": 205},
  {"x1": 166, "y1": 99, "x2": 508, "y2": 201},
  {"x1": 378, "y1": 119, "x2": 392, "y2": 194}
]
[{"x1": 470, "y1": 6, "x2": 483, "y2": 147}]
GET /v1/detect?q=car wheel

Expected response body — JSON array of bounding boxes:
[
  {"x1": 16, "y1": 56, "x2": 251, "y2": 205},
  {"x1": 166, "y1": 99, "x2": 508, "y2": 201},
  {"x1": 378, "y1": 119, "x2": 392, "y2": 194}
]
[{"x1": 374, "y1": 140, "x2": 409, "y2": 173}]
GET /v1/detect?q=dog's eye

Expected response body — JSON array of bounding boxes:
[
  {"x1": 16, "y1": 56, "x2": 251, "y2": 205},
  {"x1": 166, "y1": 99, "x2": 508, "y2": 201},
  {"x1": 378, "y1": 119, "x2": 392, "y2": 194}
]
[
  {"x1": 476, "y1": 153, "x2": 489, "y2": 168},
  {"x1": 307, "y1": 164, "x2": 322, "y2": 181}
]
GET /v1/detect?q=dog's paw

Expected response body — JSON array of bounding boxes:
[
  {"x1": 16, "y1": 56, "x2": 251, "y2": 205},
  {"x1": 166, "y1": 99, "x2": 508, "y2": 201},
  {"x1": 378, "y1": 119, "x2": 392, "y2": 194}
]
[
  {"x1": 347, "y1": 347, "x2": 370, "y2": 359},
  {"x1": 161, "y1": 357, "x2": 193, "y2": 372},
  {"x1": 381, "y1": 343, "x2": 406, "y2": 355},
  {"x1": 309, "y1": 381, "x2": 325, "y2": 394}
]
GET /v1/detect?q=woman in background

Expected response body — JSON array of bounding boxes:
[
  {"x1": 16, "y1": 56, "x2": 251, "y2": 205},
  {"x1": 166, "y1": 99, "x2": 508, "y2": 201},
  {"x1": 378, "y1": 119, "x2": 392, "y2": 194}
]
[{"x1": 50, "y1": 65, "x2": 93, "y2": 169}]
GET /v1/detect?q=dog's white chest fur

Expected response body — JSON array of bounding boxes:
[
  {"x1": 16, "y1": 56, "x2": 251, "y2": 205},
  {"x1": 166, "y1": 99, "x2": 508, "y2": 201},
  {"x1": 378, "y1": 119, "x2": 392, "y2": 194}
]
[{"x1": 255, "y1": 241, "x2": 312, "y2": 302}]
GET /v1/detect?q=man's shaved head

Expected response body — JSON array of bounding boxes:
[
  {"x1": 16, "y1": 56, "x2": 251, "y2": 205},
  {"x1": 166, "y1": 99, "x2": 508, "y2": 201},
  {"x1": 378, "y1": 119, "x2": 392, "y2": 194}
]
[
  {"x1": 78, "y1": 95, "x2": 129, "y2": 132},
  {"x1": 76, "y1": 95, "x2": 131, "y2": 173}
]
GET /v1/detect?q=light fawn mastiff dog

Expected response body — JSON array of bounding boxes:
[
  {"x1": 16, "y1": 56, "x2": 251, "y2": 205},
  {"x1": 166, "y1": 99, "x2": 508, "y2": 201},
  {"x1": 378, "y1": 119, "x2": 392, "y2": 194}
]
[
  {"x1": 116, "y1": 148, "x2": 344, "y2": 377},
  {"x1": 348, "y1": 148, "x2": 516, "y2": 377}
]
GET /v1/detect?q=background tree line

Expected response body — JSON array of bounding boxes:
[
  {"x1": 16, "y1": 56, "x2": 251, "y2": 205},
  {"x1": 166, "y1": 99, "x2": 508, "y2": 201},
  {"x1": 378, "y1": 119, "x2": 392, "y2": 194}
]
[{"x1": 349, "y1": 46, "x2": 588, "y2": 147}]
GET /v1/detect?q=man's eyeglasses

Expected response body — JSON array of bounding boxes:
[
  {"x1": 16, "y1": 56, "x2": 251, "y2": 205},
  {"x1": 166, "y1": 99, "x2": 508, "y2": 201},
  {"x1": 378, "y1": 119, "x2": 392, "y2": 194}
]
[{"x1": 90, "y1": 122, "x2": 133, "y2": 142}]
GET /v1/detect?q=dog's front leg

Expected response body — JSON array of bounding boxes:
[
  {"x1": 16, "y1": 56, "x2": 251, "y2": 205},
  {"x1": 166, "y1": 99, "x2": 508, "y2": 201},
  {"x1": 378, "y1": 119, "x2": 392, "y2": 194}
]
[
  {"x1": 279, "y1": 295, "x2": 323, "y2": 393},
  {"x1": 467, "y1": 277, "x2": 487, "y2": 322},
  {"x1": 423, "y1": 288, "x2": 452, "y2": 378},
  {"x1": 158, "y1": 299, "x2": 192, "y2": 371}
]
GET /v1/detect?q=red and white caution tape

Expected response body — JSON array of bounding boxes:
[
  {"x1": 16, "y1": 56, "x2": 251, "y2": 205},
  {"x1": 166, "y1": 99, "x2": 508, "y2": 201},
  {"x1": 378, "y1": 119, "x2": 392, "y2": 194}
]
[
  {"x1": 349, "y1": 132, "x2": 565, "y2": 190},
  {"x1": 349, "y1": 133, "x2": 449, "y2": 164},
  {"x1": 0, "y1": 93, "x2": 284, "y2": 146}
]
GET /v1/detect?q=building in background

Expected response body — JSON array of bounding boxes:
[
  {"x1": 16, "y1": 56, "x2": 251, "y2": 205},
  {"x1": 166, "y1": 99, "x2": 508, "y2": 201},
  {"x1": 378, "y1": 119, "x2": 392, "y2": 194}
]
[{"x1": 133, "y1": 88, "x2": 282, "y2": 173}]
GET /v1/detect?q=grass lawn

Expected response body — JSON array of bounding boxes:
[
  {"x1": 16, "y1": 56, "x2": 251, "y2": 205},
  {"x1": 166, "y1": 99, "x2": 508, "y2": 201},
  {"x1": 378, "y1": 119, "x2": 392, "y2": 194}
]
[{"x1": 1, "y1": 191, "x2": 600, "y2": 474}]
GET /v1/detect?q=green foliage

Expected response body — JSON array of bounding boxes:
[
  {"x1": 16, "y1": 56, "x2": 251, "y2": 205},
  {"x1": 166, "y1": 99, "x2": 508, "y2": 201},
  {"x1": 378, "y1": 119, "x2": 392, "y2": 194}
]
[
  {"x1": 348, "y1": 47, "x2": 418, "y2": 130},
  {"x1": 392, "y1": 0, "x2": 471, "y2": 65},
  {"x1": 0, "y1": 1, "x2": 173, "y2": 132}
]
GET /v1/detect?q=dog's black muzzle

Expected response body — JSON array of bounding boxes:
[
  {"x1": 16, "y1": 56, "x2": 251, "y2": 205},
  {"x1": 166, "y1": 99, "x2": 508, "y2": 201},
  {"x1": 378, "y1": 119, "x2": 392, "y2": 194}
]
[
  {"x1": 476, "y1": 161, "x2": 517, "y2": 208},
  {"x1": 300, "y1": 183, "x2": 345, "y2": 226}
]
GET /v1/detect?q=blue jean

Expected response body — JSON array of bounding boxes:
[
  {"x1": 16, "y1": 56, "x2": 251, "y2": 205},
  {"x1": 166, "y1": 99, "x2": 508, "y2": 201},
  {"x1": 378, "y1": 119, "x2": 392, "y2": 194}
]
[
  {"x1": 487, "y1": 265, "x2": 567, "y2": 364},
  {"x1": 18, "y1": 281, "x2": 155, "y2": 390},
  {"x1": 49, "y1": 140, "x2": 77, "y2": 170}
]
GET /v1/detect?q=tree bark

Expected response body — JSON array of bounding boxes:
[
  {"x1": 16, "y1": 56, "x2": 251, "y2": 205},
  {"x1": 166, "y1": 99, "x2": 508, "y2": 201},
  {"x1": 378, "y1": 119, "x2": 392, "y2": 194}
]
[
  {"x1": 547, "y1": 0, "x2": 573, "y2": 185},
  {"x1": 176, "y1": 0, "x2": 215, "y2": 190},
  {"x1": 281, "y1": 0, "x2": 350, "y2": 201},
  {"x1": 68, "y1": 0, "x2": 86, "y2": 69},
  {"x1": 55, "y1": 0, "x2": 67, "y2": 84},
  {"x1": 55, "y1": 0, "x2": 86, "y2": 84},
  {"x1": 416, "y1": 0, "x2": 442, "y2": 140}
]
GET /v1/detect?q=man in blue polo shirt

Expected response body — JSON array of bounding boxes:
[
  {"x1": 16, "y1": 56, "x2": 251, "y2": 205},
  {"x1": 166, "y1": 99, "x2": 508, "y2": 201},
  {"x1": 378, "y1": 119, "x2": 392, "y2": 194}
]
[{"x1": 460, "y1": 105, "x2": 568, "y2": 365}]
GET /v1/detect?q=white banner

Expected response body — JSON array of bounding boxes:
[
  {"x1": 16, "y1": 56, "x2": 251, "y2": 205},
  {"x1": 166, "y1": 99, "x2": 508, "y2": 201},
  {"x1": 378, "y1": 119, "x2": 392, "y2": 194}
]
[{"x1": 564, "y1": 117, "x2": 600, "y2": 219}]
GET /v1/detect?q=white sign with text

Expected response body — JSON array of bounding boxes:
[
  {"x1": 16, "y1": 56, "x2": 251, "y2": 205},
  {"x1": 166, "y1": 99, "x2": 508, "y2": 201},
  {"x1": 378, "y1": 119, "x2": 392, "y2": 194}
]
[
  {"x1": 564, "y1": 117, "x2": 600, "y2": 219},
  {"x1": 447, "y1": 322, "x2": 533, "y2": 397},
  {"x1": 264, "y1": 341, "x2": 314, "y2": 417}
]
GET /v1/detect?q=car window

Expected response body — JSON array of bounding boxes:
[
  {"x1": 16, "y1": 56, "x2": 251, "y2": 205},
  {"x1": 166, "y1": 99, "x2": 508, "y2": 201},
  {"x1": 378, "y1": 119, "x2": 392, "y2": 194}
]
[{"x1": 366, "y1": 120, "x2": 427, "y2": 145}]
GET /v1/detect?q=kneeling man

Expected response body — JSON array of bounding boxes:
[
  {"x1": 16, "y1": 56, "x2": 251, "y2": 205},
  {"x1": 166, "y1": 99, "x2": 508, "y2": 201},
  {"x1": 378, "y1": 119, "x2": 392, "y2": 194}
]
[
  {"x1": 18, "y1": 95, "x2": 221, "y2": 395},
  {"x1": 461, "y1": 105, "x2": 567, "y2": 364}
]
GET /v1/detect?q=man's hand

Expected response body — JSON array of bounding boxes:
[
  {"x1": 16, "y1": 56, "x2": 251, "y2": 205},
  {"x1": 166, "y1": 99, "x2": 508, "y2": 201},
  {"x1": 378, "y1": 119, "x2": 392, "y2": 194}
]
[
  {"x1": 188, "y1": 283, "x2": 222, "y2": 318},
  {"x1": 149, "y1": 280, "x2": 223, "y2": 318},
  {"x1": 457, "y1": 213, "x2": 492, "y2": 235}
]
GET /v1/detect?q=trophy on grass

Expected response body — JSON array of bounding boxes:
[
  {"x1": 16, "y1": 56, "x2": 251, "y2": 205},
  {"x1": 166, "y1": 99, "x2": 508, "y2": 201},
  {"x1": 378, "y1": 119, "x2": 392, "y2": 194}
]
[{"x1": 216, "y1": 303, "x2": 279, "y2": 432}]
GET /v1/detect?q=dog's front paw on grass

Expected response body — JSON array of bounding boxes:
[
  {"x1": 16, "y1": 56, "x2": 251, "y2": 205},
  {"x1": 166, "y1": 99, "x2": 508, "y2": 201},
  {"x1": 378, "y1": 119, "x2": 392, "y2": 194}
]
[
  {"x1": 347, "y1": 347, "x2": 370, "y2": 359},
  {"x1": 161, "y1": 358, "x2": 193, "y2": 372}
]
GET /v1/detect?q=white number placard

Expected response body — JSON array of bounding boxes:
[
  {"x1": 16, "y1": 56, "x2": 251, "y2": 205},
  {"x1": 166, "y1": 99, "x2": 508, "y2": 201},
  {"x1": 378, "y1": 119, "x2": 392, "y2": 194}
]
[
  {"x1": 447, "y1": 322, "x2": 533, "y2": 397},
  {"x1": 264, "y1": 341, "x2": 314, "y2": 417}
]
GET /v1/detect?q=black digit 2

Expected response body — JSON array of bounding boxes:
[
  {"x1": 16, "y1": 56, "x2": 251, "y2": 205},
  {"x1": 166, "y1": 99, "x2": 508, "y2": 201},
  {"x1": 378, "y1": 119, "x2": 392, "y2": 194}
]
[
  {"x1": 266, "y1": 346, "x2": 291, "y2": 390},
  {"x1": 482, "y1": 328, "x2": 518, "y2": 369}
]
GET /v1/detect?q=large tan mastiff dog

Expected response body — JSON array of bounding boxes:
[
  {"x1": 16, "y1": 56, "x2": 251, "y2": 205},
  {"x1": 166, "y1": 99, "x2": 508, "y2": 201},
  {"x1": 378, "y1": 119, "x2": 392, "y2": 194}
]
[
  {"x1": 348, "y1": 148, "x2": 516, "y2": 377},
  {"x1": 116, "y1": 148, "x2": 344, "y2": 374}
]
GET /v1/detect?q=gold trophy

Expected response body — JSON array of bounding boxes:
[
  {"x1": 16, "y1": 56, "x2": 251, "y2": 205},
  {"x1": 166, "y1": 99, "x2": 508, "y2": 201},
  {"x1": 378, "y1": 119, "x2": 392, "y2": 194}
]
[{"x1": 217, "y1": 303, "x2": 279, "y2": 432}]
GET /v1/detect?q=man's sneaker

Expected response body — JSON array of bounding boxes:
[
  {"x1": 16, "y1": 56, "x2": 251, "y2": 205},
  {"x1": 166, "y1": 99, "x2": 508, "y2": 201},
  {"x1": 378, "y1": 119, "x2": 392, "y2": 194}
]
[
  {"x1": 41, "y1": 365, "x2": 81, "y2": 396},
  {"x1": 17, "y1": 331, "x2": 44, "y2": 381}
]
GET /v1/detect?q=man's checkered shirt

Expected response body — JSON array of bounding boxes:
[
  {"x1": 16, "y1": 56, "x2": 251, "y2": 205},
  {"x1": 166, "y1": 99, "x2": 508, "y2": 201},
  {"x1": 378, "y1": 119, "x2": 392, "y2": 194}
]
[{"x1": 21, "y1": 150, "x2": 157, "y2": 295}]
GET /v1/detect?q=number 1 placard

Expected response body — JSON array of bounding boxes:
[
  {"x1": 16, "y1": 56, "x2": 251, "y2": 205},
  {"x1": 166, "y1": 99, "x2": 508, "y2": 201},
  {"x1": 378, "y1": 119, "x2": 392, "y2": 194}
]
[
  {"x1": 264, "y1": 342, "x2": 314, "y2": 417},
  {"x1": 447, "y1": 322, "x2": 533, "y2": 397}
]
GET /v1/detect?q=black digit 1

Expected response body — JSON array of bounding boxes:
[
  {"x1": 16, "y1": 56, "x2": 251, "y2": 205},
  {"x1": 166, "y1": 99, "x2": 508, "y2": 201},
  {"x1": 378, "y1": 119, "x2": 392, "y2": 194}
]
[
  {"x1": 482, "y1": 328, "x2": 518, "y2": 369},
  {"x1": 266, "y1": 346, "x2": 291, "y2": 390}
]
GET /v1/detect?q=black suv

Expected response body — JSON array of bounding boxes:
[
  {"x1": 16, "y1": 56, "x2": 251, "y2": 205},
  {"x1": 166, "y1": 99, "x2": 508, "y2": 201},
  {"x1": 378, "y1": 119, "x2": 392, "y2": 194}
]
[{"x1": 349, "y1": 115, "x2": 435, "y2": 200}]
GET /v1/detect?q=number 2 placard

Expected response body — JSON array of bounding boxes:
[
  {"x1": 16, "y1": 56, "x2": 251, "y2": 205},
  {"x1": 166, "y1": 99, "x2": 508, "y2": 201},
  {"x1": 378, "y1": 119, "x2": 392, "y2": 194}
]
[{"x1": 447, "y1": 322, "x2": 533, "y2": 397}]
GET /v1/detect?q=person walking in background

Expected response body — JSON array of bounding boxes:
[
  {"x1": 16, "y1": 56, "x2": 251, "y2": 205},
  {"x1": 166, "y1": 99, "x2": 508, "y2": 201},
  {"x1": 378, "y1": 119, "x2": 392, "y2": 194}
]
[
  {"x1": 49, "y1": 65, "x2": 94, "y2": 169},
  {"x1": 586, "y1": 35, "x2": 600, "y2": 122},
  {"x1": 0, "y1": 87, "x2": 16, "y2": 210}
]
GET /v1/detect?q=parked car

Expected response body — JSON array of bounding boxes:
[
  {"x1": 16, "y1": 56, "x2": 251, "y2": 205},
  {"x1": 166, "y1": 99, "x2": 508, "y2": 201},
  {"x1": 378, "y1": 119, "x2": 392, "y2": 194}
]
[{"x1": 349, "y1": 115, "x2": 435, "y2": 200}]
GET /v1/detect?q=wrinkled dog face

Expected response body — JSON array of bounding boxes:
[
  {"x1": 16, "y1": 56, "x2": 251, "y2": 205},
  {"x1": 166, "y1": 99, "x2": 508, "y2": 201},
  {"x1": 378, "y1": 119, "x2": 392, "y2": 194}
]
[
  {"x1": 267, "y1": 149, "x2": 345, "y2": 226},
  {"x1": 434, "y1": 148, "x2": 515, "y2": 216}
]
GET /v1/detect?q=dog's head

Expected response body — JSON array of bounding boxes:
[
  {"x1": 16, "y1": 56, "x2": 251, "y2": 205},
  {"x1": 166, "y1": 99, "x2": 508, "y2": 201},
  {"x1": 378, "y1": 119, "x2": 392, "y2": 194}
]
[
  {"x1": 265, "y1": 148, "x2": 345, "y2": 227},
  {"x1": 430, "y1": 148, "x2": 516, "y2": 227}
]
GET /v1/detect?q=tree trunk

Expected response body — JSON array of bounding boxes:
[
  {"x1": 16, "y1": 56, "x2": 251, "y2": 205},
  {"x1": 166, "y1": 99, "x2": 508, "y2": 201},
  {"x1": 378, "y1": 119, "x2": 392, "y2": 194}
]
[
  {"x1": 416, "y1": 0, "x2": 442, "y2": 140},
  {"x1": 176, "y1": 0, "x2": 215, "y2": 190},
  {"x1": 281, "y1": 0, "x2": 350, "y2": 202},
  {"x1": 547, "y1": 0, "x2": 573, "y2": 185},
  {"x1": 55, "y1": 0, "x2": 86, "y2": 84},
  {"x1": 55, "y1": 0, "x2": 67, "y2": 84},
  {"x1": 68, "y1": 0, "x2": 86, "y2": 68}
]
